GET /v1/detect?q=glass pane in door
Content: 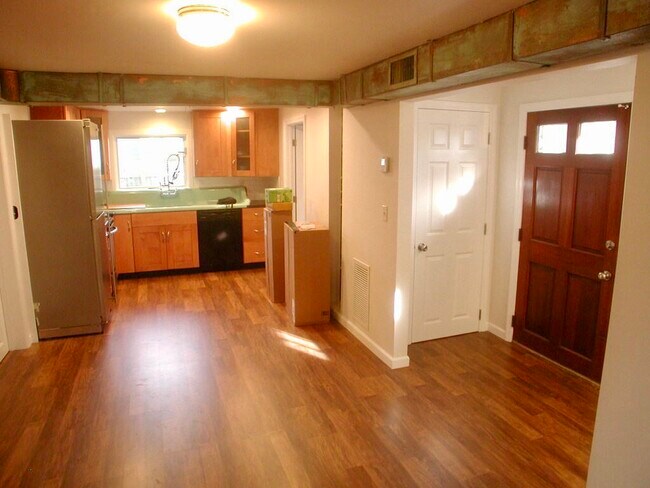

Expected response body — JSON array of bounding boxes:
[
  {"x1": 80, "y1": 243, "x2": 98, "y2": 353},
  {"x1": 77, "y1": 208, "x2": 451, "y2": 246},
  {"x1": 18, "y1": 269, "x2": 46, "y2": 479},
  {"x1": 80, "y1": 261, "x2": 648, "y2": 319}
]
[{"x1": 235, "y1": 116, "x2": 251, "y2": 171}]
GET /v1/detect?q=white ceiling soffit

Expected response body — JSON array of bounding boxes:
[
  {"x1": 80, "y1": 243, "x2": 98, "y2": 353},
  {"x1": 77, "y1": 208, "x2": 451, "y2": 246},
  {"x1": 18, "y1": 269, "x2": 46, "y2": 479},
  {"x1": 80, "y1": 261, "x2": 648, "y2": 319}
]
[{"x1": 0, "y1": 0, "x2": 530, "y2": 80}]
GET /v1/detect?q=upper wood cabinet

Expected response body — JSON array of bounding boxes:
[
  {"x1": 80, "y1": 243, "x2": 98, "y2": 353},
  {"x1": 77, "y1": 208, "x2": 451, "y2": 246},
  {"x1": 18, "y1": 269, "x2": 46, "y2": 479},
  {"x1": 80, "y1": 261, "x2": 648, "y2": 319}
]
[
  {"x1": 231, "y1": 110, "x2": 256, "y2": 177},
  {"x1": 79, "y1": 108, "x2": 111, "y2": 181},
  {"x1": 193, "y1": 110, "x2": 231, "y2": 177},
  {"x1": 254, "y1": 109, "x2": 280, "y2": 177},
  {"x1": 113, "y1": 214, "x2": 135, "y2": 275},
  {"x1": 193, "y1": 108, "x2": 279, "y2": 178},
  {"x1": 30, "y1": 105, "x2": 81, "y2": 120}
]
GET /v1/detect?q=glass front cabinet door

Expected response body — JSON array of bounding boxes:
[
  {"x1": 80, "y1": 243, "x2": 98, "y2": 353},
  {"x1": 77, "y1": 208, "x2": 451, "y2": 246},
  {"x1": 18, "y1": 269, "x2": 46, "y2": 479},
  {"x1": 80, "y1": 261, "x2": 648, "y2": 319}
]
[{"x1": 231, "y1": 110, "x2": 256, "y2": 176}]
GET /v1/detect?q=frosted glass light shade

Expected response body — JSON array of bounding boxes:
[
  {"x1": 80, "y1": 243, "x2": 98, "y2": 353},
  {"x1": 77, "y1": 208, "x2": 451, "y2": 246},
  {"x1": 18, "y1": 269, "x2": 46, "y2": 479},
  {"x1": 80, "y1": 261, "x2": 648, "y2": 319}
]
[{"x1": 176, "y1": 5, "x2": 236, "y2": 47}]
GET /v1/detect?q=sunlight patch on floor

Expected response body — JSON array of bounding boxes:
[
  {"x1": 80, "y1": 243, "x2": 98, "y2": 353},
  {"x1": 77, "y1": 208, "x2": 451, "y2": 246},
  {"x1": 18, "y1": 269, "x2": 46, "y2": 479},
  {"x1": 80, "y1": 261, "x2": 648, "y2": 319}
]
[{"x1": 275, "y1": 330, "x2": 329, "y2": 361}]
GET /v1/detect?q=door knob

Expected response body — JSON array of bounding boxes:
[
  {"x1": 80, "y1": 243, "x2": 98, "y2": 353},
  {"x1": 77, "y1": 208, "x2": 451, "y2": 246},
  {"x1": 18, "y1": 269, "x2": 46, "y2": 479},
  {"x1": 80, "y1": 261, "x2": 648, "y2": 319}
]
[
  {"x1": 417, "y1": 243, "x2": 428, "y2": 252},
  {"x1": 605, "y1": 240, "x2": 616, "y2": 251},
  {"x1": 598, "y1": 270, "x2": 612, "y2": 281}
]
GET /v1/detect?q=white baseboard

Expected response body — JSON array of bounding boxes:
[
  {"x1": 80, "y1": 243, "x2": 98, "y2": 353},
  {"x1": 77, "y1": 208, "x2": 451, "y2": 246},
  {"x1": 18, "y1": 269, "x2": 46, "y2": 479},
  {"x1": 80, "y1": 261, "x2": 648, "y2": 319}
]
[
  {"x1": 488, "y1": 322, "x2": 510, "y2": 341},
  {"x1": 332, "y1": 311, "x2": 410, "y2": 369}
]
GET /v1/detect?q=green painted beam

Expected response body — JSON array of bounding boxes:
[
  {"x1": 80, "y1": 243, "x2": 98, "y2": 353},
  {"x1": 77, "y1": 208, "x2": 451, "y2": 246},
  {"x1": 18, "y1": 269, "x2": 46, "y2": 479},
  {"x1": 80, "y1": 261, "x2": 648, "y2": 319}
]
[
  {"x1": 432, "y1": 13, "x2": 538, "y2": 85},
  {"x1": 18, "y1": 71, "x2": 335, "y2": 107},
  {"x1": 607, "y1": 0, "x2": 650, "y2": 45},
  {"x1": 514, "y1": 0, "x2": 608, "y2": 64}
]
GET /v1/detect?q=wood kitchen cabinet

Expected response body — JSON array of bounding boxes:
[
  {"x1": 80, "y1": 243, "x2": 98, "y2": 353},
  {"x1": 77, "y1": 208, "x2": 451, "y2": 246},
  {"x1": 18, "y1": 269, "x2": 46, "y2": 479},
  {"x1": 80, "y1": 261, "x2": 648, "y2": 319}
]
[
  {"x1": 231, "y1": 110, "x2": 256, "y2": 176},
  {"x1": 30, "y1": 105, "x2": 81, "y2": 120},
  {"x1": 113, "y1": 214, "x2": 135, "y2": 275},
  {"x1": 193, "y1": 110, "x2": 231, "y2": 177},
  {"x1": 131, "y1": 211, "x2": 199, "y2": 272},
  {"x1": 242, "y1": 207, "x2": 265, "y2": 264},
  {"x1": 192, "y1": 108, "x2": 279, "y2": 177},
  {"x1": 253, "y1": 109, "x2": 280, "y2": 177}
]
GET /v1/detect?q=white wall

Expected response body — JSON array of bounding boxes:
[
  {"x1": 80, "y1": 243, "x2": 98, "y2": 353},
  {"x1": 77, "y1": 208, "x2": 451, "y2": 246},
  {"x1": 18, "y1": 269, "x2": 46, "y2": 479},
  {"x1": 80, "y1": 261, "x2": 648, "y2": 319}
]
[
  {"x1": 107, "y1": 110, "x2": 277, "y2": 200},
  {"x1": 278, "y1": 107, "x2": 330, "y2": 226},
  {"x1": 0, "y1": 104, "x2": 37, "y2": 349},
  {"x1": 338, "y1": 101, "x2": 405, "y2": 367},
  {"x1": 587, "y1": 50, "x2": 650, "y2": 488}
]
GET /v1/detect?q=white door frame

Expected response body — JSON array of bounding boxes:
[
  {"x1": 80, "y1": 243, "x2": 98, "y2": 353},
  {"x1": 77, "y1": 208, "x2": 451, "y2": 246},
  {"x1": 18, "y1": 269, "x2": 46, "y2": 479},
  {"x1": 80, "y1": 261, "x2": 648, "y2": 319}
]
[
  {"x1": 282, "y1": 116, "x2": 307, "y2": 220},
  {"x1": 503, "y1": 91, "x2": 634, "y2": 342},
  {"x1": 395, "y1": 100, "x2": 498, "y2": 358},
  {"x1": 0, "y1": 112, "x2": 38, "y2": 350}
]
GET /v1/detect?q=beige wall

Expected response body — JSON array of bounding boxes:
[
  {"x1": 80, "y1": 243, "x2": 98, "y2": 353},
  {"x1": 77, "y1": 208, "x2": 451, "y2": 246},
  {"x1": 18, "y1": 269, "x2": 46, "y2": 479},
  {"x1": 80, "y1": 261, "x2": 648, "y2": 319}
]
[
  {"x1": 587, "y1": 50, "x2": 650, "y2": 487},
  {"x1": 339, "y1": 101, "x2": 401, "y2": 364},
  {"x1": 108, "y1": 110, "x2": 277, "y2": 200},
  {"x1": 278, "y1": 107, "x2": 330, "y2": 226},
  {"x1": 0, "y1": 104, "x2": 37, "y2": 349}
]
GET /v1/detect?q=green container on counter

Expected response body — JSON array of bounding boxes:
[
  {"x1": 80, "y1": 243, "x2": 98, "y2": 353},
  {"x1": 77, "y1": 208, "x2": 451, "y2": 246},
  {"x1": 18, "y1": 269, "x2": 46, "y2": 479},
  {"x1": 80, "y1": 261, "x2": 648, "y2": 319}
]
[{"x1": 265, "y1": 187, "x2": 293, "y2": 204}]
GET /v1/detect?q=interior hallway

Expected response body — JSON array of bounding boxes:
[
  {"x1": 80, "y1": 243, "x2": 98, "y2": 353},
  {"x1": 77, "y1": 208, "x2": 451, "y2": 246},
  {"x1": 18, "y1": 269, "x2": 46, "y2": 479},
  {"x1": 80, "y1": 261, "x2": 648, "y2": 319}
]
[{"x1": 0, "y1": 270, "x2": 598, "y2": 487}]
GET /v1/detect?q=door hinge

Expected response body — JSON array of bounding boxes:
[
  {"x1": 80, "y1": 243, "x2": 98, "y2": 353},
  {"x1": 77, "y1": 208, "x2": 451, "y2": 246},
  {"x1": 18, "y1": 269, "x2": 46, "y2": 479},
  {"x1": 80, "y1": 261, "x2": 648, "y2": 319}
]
[
  {"x1": 511, "y1": 314, "x2": 516, "y2": 327},
  {"x1": 518, "y1": 228, "x2": 523, "y2": 241},
  {"x1": 523, "y1": 135, "x2": 528, "y2": 150},
  {"x1": 487, "y1": 132, "x2": 491, "y2": 145},
  {"x1": 483, "y1": 223, "x2": 487, "y2": 235},
  {"x1": 292, "y1": 138, "x2": 297, "y2": 147},
  {"x1": 479, "y1": 309, "x2": 482, "y2": 320}
]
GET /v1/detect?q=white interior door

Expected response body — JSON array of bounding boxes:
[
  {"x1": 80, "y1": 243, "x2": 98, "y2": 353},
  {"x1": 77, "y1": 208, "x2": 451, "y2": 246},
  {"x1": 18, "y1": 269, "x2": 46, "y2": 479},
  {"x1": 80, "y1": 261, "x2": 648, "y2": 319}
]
[{"x1": 412, "y1": 109, "x2": 489, "y2": 343}]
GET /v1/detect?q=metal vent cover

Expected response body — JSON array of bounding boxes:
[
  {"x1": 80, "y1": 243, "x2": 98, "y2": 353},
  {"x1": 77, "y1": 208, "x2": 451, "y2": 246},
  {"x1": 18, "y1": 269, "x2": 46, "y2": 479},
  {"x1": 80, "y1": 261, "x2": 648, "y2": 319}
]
[
  {"x1": 389, "y1": 50, "x2": 417, "y2": 89},
  {"x1": 352, "y1": 258, "x2": 370, "y2": 331}
]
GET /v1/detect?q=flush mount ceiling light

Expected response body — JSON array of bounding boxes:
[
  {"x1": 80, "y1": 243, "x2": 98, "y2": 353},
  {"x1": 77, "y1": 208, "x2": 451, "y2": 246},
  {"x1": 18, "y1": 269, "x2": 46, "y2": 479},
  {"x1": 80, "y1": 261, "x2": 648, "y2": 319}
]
[{"x1": 176, "y1": 4, "x2": 236, "y2": 47}]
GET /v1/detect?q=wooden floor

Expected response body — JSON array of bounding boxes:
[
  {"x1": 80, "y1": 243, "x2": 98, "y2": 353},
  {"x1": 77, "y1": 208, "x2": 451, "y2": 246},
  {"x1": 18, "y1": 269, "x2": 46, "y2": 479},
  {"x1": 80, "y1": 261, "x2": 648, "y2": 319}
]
[{"x1": 0, "y1": 269, "x2": 599, "y2": 487}]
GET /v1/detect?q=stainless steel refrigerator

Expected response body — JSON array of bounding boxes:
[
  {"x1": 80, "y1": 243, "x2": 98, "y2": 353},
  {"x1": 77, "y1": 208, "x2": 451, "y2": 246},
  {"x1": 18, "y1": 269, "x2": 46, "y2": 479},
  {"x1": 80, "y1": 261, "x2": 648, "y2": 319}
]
[{"x1": 12, "y1": 120, "x2": 116, "y2": 339}]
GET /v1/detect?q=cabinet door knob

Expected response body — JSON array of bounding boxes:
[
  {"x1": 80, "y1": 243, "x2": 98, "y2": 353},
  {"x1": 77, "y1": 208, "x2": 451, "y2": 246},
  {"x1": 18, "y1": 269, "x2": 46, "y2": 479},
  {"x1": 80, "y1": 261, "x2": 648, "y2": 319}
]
[
  {"x1": 167, "y1": 231, "x2": 171, "y2": 238},
  {"x1": 161, "y1": 231, "x2": 165, "y2": 242}
]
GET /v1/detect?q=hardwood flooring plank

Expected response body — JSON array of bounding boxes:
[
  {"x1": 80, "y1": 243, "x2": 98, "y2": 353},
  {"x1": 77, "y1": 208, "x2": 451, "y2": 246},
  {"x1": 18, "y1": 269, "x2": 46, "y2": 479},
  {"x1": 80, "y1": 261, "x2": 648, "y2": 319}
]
[{"x1": 0, "y1": 270, "x2": 598, "y2": 487}]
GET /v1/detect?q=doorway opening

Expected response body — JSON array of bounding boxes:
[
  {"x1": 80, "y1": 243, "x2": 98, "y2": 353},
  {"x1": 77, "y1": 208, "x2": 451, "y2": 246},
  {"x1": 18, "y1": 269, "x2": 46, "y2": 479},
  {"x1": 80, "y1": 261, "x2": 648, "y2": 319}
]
[{"x1": 286, "y1": 121, "x2": 306, "y2": 222}]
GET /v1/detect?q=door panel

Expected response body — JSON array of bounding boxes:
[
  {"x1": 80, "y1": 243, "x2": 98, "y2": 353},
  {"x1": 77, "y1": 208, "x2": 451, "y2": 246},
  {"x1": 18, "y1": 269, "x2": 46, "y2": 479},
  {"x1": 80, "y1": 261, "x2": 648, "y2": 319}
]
[
  {"x1": 514, "y1": 104, "x2": 630, "y2": 381},
  {"x1": 532, "y1": 168, "x2": 563, "y2": 243},
  {"x1": 412, "y1": 109, "x2": 489, "y2": 343},
  {"x1": 166, "y1": 224, "x2": 199, "y2": 270},
  {"x1": 572, "y1": 170, "x2": 610, "y2": 253},
  {"x1": 133, "y1": 225, "x2": 167, "y2": 272}
]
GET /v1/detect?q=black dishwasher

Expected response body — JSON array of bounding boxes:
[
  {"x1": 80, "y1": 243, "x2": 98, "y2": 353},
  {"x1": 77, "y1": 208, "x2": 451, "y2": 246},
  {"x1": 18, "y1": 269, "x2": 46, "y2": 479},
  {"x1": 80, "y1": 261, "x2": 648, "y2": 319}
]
[{"x1": 197, "y1": 209, "x2": 243, "y2": 271}]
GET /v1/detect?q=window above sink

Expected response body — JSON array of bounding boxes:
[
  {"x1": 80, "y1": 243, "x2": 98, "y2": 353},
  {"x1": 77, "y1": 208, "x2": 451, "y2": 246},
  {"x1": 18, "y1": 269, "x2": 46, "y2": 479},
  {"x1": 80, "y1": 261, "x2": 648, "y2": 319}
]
[{"x1": 116, "y1": 135, "x2": 187, "y2": 190}]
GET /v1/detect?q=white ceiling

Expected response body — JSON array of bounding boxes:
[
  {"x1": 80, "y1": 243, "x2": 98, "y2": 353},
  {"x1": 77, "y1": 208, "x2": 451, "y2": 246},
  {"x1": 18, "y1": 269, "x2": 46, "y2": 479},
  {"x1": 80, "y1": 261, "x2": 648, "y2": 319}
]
[{"x1": 0, "y1": 0, "x2": 530, "y2": 80}]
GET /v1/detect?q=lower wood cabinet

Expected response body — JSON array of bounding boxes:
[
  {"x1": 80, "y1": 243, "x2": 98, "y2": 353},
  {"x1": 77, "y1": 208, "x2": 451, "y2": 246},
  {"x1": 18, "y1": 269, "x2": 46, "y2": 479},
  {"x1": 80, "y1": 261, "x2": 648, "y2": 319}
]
[
  {"x1": 130, "y1": 211, "x2": 199, "y2": 272},
  {"x1": 114, "y1": 214, "x2": 135, "y2": 275},
  {"x1": 242, "y1": 208, "x2": 265, "y2": 264}
]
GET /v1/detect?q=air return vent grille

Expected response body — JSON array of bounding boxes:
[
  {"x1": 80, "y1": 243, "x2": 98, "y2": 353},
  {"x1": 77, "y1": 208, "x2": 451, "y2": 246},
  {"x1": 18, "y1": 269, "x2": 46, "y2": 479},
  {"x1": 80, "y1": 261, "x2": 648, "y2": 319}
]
[
  {"x1": 389, "y1": 50, "x2": 417, "y2": 89},
  {"x1": 352, "y1": 259, "x2": 370, "y2": 331}
]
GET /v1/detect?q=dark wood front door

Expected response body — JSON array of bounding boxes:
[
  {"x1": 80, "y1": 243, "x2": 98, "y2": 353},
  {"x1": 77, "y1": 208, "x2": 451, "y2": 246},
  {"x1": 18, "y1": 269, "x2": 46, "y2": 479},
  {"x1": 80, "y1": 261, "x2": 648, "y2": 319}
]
[{"x1": 514, "y1": 104, "x2": 631, "y2": 382}]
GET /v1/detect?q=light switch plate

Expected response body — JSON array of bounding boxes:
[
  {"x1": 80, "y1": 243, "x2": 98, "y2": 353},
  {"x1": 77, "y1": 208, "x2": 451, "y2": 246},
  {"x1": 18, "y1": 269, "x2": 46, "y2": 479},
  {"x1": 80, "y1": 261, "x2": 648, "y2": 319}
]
[{"x1": 380, "y1": 157, "x2": 390, "y2": 173}]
